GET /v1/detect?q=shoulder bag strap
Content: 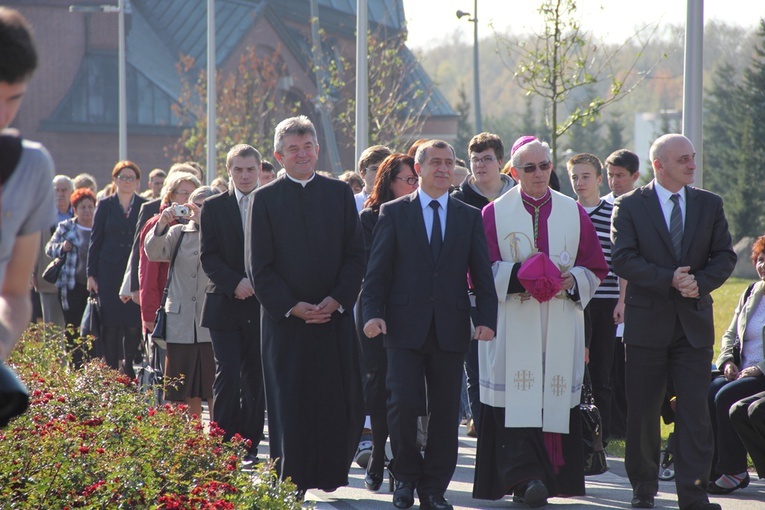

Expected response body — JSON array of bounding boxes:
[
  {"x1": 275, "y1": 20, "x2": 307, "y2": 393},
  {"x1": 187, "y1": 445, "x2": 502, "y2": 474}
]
[{"x1": 158, "y1": 230, "x2": 186, "y2": 309}]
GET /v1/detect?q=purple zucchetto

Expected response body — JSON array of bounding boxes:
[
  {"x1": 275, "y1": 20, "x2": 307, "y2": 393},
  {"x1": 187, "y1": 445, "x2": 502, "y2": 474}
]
[{"x1": 510, "y1": 135, "x2": 538, "y2": 157}]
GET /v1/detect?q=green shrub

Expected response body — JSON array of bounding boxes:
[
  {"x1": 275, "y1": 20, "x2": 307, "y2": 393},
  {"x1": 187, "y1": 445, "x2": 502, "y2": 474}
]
[{"x1": 0, "y1": 325, "x2": 305, "y2": 509}]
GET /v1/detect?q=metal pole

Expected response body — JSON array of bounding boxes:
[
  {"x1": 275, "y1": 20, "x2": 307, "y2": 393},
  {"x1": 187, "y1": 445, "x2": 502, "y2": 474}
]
[
  {"x1": 207, "y1": 0, "x2": 216, "y2": 185},
  {"x1": 472, "y1": 0, "x2": 481, "y2": 133},
  {"x1": 682, "y1": 0, "x2": 704, "y2": 188},
  {"x1": 355, "y1": 0, "x2": 369, "y2": 164},
  {"x1": 117, "y1": 0, "x2": 127, "y2": 160},
  {"x1": 310, "y1": 0, "x2": 343, "y2": 174}
]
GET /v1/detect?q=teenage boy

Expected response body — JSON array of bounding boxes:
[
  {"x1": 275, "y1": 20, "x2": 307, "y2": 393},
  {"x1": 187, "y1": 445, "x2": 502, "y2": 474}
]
[{"x1": 568, "y1": 153, "x2": 619, "y2": 444}]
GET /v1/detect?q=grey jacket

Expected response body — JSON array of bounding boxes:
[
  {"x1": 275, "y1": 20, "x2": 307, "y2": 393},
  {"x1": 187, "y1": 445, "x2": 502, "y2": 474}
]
[{"x1": 144, "y1": 221, "x2": 211, "y2": 344}]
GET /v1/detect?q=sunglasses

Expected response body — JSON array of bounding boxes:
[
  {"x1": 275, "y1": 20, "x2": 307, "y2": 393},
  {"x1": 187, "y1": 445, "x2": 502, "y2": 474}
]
[{"x1": 521, "y1": 161, "x2": 552, "y2": 174}]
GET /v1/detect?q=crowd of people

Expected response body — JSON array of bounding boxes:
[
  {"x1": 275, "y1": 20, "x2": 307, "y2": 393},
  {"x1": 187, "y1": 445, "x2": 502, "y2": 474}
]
[{"x1": 2, "y1": 6, "x2": 765, "y2": 510}]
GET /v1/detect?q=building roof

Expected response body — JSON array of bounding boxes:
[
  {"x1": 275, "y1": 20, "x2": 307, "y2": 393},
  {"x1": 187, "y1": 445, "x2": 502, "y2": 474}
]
[{"x1": 45, "y1": 0, "x2": 454, "y2": 133}]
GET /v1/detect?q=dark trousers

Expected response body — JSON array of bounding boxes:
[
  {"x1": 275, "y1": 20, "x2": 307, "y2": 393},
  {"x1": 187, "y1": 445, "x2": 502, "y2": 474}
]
[
  {"x1": 625, "y1": 322, "x2": 713, "y2": 509},
  {"x1": 60, "y1": 282, "x2": 91, "y2": 368},
  {"x1": 209, "y1": 325, "x2": 265, "y2": 454},
  {"x1": 730, "y1": 390, "x2": 765, "y2": 478},
  {"x1": 610, "y1": 335, "x2": 628, "y2": 439},
  {"x1": 586, "y1": 298, "x2": 618, "y2": 442},
  {"x1": 102, "y1": 326, "x2": 141, "y2": 379},
  {"x1": 464, "y1": 306, "x2": 481, "y2": 432},
  {"x1": 708, "y1": 374, "x2": 765, "y2": 475},
  {"x1": 387, "y1": 321, "x2": 465, "y2": 499}
]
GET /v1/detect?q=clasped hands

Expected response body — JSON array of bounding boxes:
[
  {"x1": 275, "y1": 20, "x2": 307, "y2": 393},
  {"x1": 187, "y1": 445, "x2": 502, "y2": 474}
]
[
  {"x1": 362, "y1": 318, "x2": 494, "y2": 341},
  {"x1": 723, "y1": 361, "x2": 762, "y2": 382},
  {"x1": 672, "y1": 266, "x2": 699, "y2": 298},
  {"x1": 289, "y1": 297, "x2": 341, "y2": 324}
]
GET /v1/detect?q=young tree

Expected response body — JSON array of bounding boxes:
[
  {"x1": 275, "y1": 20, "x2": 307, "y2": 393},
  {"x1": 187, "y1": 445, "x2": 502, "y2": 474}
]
[
  {"x1": 333, "y1": 32, "x2": 431, "y2": 152},
  {"x1": 167, "y1": 45, "x2": 300, "y2": 175},
  {"x1": 497, "y1": 0, "x2": 660, "y2": 167}
]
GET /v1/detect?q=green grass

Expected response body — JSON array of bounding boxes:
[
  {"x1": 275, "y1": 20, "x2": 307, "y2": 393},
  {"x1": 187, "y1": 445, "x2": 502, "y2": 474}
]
[{"x1": 606, "y1": 277, "x2": 755, "y2": 461}]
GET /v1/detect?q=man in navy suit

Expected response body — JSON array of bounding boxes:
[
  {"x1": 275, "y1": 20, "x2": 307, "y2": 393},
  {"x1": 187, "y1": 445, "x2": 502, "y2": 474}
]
[
  {"x1": 611, "y1": 134, "x2": 736, "y2": 510},
  {"x1": 362, "y1": 139, "x2": 498, "y2": 510}
]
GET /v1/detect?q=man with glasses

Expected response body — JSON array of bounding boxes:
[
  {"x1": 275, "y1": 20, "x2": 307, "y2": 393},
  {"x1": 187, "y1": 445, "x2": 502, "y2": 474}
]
[
  {"x1": 354, "y1": 145, "x2": 392, "y2": 213},
  {"x1": 474, "y1": 136, "x2": 607, "y2": 506},
  {"x1": 451, "y1": 132, "x2": 515, "y2": 436}
]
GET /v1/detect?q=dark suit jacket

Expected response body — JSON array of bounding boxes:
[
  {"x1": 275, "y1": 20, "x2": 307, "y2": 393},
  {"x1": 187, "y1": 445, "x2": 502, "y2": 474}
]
[
  {"x1": 362, "y1": 191, "x2": 497, "y2": 353},
  {"x1": 87, "y1": 192, "x2": 146, "y2": 326},
  {"x1": 129, "y1": 198, "x2": 161, "y2": 292},
  {"x1": 199, "y1": 189, "x2": 258, "y2": 331},
  {"x1": 611, "y1": 181, "x2": 736, "y2": 348}
]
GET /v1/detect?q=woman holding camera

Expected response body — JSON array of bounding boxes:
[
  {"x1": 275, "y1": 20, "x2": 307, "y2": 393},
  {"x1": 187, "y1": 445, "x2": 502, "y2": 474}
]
[
  {"x1": 46, "y1": 188, "x2": 97, "y2": 367},
  {"x1": 87, "y1": 161, "x2": 147, "y2": 378},
  {"x1": 136, "y1": 172, "x2": 201, "y2": 336},
  {"x1": 144, "y1": 186, "x2": 219, "y2": 418}
]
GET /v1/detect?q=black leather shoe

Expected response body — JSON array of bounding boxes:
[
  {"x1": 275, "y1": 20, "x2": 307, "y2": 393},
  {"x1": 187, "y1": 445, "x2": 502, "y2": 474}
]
[
  {"x1": 523, "y1": 479, "x2": 549, "y2": 508},
  {"x1": 392, "y1": 481, "x2": 416, "y2": 509},
  {"x1": 681, "y1": 501, "x2": 722, "y2": 510},
  {"x1": 631, "y1": 495, "x2": 655, "y2": 508},
  {"x1": 419, "y1": 494, "x2": 453, "y2": 510},
  {"x1": 707, "y1": 472, "x2": 750, "y2": 494},
  {"x1": 365, "y1": 468, "x2": 383, "y2": 492},
  {"x1": 512, "y1": 479, "x2": 549, "y2": 507}
]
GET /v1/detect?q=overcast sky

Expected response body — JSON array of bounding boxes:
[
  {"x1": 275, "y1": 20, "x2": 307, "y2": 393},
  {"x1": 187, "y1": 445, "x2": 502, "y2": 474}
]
[{"x1": 401, "y1": 0, "x2": 763, "y2": 50}]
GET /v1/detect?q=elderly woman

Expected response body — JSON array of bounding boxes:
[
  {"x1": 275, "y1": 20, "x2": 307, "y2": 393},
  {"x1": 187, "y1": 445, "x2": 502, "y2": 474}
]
[
  {"x1": 357, "y1": 153, "x2": 418, "y2": 492},
  {"x1": 137, "y1": 171, "x2": 201, "y2": 335},
  {"x1": 87, "y1": 161, "x2": 147, "y2": 378},
  {"x1": 45, "y1": 188, "x2": 97, "y2": 367},
  {"x1": 144, "y1": 186, "x2": 219, "y2": 418},
  {"x1": 707, "y1": 234, "x2": 765, "y2": 494}
]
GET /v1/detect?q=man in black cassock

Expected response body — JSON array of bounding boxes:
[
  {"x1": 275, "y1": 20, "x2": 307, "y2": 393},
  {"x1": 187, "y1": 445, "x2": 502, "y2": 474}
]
[{"x1": 247, "y1": 115, "x2": 366, "y2": 493}]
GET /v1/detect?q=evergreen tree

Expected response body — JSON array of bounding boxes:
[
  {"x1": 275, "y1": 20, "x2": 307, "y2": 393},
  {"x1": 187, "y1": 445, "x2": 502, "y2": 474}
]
[{"x1": 453, "y1": 82, "x2": 474, "y2": 161}]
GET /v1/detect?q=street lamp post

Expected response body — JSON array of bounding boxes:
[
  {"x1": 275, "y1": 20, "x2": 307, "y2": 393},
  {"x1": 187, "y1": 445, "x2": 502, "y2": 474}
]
[
  {"x1": 69, "y1": 1, "x2": 127, "y2": 161},
  {"x1": 457, "y1": 0, "x2": 481, "y2": 134}
]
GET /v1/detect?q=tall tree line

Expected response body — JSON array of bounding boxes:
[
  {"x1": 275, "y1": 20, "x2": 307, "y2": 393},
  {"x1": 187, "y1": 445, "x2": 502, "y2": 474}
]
[{"x1": 704, "y1": 20, "x2": 765, "y2": 241}]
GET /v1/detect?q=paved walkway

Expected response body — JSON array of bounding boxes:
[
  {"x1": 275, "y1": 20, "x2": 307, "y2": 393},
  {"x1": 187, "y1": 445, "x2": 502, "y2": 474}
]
[
  {"x1": 199, "y1": 402, "x2": 764, "y2": 509},
  {"x1": 299, "y1": 429, "x2": 765, "y2": 509}
]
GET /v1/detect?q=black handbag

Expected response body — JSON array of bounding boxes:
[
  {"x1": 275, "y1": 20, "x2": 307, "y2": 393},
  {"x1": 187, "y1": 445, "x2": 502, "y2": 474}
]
[
  {"x1": 150, "y1": 230, "x2": 185, "y2": 347},
  {"x1": 581, "y1": 368, "x2": 608, "y2": 475},
  {"x1": 41, "y1": 252, "x2": 66, "y2": 284},
  {"x1": 80, "y1": 291, "x2": 101, "y2": 340}
]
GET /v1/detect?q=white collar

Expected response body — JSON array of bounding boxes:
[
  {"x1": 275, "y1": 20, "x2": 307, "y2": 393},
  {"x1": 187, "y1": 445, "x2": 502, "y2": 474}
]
[
  {"x1": 654, "y1": 180, "x2": 686, "y2": 205},
  {"x1": 285, "y1": 171, "x2": 315, "y2": 187},
  {"x1": 417, "y1": 189, "x2": 448, "y2": 210}
]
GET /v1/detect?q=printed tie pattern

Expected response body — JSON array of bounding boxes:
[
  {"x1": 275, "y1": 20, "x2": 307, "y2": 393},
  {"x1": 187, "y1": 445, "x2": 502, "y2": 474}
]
[
  {"x1": 669, "y1": 193, "x2": 683, "y2": 261},
  {"x1": 429, "y1": 200, "x2": 442, "y2": 261}
]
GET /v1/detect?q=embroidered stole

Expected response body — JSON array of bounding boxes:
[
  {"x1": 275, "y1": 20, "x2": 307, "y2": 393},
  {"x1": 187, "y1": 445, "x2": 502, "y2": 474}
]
[{"x1": 479, "y1": 187, "x2": 589, "y2": 433}]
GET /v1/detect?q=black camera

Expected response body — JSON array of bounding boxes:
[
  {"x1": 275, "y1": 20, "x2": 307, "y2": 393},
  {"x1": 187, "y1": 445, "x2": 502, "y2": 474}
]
[{"x1": 0, "y1": 362, "x2": 29, "y2": 428}]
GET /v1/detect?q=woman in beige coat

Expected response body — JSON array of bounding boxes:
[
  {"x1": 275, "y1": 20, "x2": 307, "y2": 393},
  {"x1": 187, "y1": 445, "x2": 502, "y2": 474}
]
[{"x1": 144, "y1": 186, "x2": 219, "y2": 419}]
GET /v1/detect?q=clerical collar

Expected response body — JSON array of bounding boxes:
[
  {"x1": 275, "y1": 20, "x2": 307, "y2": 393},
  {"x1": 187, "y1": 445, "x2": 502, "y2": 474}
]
[
  {"x1": 520, "y1": 188, "x2": 551, "y2": 205},
  {"x1": 285, "y1": 171, "x2": 315, "y2": 188}
]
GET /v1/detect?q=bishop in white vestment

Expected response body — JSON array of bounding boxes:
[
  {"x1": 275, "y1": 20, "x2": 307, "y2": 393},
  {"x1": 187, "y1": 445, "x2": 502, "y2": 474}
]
[{"x1": 473, "y1": 137, "x2": 608, "y2": 504}]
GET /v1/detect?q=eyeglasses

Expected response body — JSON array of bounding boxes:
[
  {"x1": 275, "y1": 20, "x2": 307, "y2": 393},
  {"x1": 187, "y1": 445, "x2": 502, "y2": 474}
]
[
  {"x1": 116, "y1": 175, "x2": 137, "y2": 182},
  {"x1": 174, "y1": 190, "x2": 192, "y2": 197},
  {"x1": 470, "y1": 155, "x2": 497, "y2": 166},
  {"x1": 521, "y1": 161, "x2": 552, "y2": 174},
  {"x1": 365, "y1": 165, "x2": 380, "y2": 174},
  {"x1": 394, "y1": 176, "x2": 419, "y2": 186}
]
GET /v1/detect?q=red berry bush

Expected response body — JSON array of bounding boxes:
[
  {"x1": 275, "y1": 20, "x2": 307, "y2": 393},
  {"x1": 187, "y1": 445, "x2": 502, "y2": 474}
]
[{"x1": 0, "y1": 326, "x2": 304, "y2": 509}]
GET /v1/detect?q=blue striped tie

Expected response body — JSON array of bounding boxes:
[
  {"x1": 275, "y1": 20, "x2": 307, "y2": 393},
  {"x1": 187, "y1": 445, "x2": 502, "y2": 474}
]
[{"x1": 669, "y1": 194, "x2": 683, "y2": 261}]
